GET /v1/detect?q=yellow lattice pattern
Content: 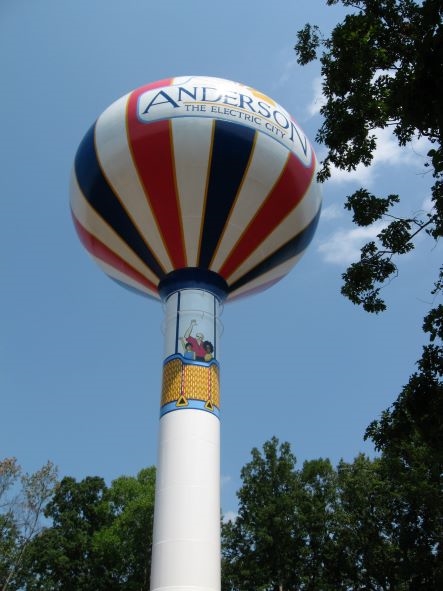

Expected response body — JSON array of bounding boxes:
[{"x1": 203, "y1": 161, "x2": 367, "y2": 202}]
[{"x1": 161, "y1": 358, "x2": 220, "y2": 407}]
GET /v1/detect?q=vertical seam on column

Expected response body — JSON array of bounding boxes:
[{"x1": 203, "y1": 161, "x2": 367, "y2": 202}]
[
  {"x1": 174, "y1": 291, "x2": 181, "y2": 355},
  {"x1": 213, "y1": 296, "x2": 217, "y2": 358}
]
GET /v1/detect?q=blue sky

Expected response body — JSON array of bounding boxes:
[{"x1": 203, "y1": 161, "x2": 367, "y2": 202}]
[{"x1": 1, "y1": 0, "x2": 439, "y2": 517}]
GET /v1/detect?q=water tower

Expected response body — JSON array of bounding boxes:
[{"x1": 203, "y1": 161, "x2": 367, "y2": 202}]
[{"x1": 70, "y1": 75, "x2": 321, "y2": 591}]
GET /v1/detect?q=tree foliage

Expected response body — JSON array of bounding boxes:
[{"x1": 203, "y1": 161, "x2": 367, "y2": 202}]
[
  {"x1": 0, "y1": 464, "x2": 155, "y2": 591},
  {"x1": 92, "y1": 467, "x2": 155, "y2": 590},
  {"x1": 293, "y1": 4, "x2": 443, "y2": 587},
  {"x1": 0, "y1": 458, "x2": 58, "y2": 591},
  {"x1": 23, "y1": 475, "x2": 113, "y2": 591},
  {"x1": 364, "y1": 305, "x2": 443, "y2": 588},
  {"x1": 295, "y1": 0, "x2": 443, "y2": 313},
  {"x1": 222, "y1": 438, "x2": 443, "y2": 591},
  {"x1": 222, "y1": 438, "x2": 305, "y2": 591},
  {"x1": 22, "y1": 468, "x2": 155, "y2": 591},
  {"x1": 1, "y1": 445, "x2": 440, "y2": 590}
]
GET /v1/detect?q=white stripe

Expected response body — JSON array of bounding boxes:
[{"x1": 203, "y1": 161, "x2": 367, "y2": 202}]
[
  {"x1": 172, "y1": 118, "x2": 213, "y2": 266},
  {"x1": 95, "y1": 94, "x2": 174, "y2": 273},
  {"x1": 70, "y1": 171, "x2": 160, "y2": 287},
  {"x1": 210, "y1": 132, "x2": 289, "y2": 271}
]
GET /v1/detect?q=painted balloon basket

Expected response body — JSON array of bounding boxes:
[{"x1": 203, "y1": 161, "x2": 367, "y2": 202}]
[{"x1": 70, "y1": 76, "x2": 322, "y2": 591}]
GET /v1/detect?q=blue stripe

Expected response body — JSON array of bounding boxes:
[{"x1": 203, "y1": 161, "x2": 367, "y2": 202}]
[
  {"x1": 74, "y1": 124, "x2": 165, "y2": 280},
  {"x1": 198, "y1": 120, "x2": 256, "y2": 268},
  {"x1": 228, "y1": 207, "x2": 321, "y2": 293},
  {"x1": 160, "y1": 399, "x2": 220, "y2": 418}
]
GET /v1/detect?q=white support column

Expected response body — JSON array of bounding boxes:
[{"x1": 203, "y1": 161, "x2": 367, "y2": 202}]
[{"x1": 150, "y1": 288, "x2": 223, "y2": 591}]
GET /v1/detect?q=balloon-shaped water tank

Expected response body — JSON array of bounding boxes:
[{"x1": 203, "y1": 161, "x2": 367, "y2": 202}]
[{"x1": 71, "y1": 75, "x2": 322, "y2": 302}]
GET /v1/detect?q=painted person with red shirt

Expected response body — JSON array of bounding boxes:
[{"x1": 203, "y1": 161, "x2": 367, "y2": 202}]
[{"x1": 182, "y1": 319, "x2": 207, "y2": 361}]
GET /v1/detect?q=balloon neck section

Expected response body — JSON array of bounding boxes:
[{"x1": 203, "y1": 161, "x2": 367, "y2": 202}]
[{"x1": 158, "y1": 268, "x2": 228, "y2": 302}]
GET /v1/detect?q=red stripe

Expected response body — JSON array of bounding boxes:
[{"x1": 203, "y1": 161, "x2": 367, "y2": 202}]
[
  {"x1": 126, "y1": 84, "x2": 186, "y2": 269},
  {"x1": 72, "y1": 213, "x2": 158, "y2": 295},
  {"x1": 219, "y1": 153, "x2": 315, "y2": 279}
]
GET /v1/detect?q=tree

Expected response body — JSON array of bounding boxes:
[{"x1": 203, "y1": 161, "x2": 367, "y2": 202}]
[
  {"x1": 0, "y1": 457, "x2": 58, "y2": 591},
  {"x1": 223, "y1": 441, "x2": 392, "y2": 591},
  {"x1": 297, "y1": 458, "x2": 339, "y2": 590},
  {"x1": 222, "y1": 438, "x2": 442, "y2": 590},
  {"x1": 333, "y1": 455, "x2": 403, "y2": 590},
  {"x1": 364, "y1": 306, "x2": 443, "y2": 589},
  {"x1": 93, "y1": 467, "x2": 156, "y2": 590},
  {"x1": 222, "y1": 440, "x2": 409, "y2": 591},
  {"x1": 22, "y1": 468, "x2": 156, "y2": 591},
  {"x1": 23, "y1": 475, "x2": 113, "y2": 591},
  {"x1": 222, "y1": 437, "x2": 305, "y2": 591},
  {"x1": 295, "y1": 0, "x2": 442, "y2": 312}
]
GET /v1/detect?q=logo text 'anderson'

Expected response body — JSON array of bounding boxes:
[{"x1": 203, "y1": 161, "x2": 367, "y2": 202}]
[{"x1": 137, "y1": 84, "x2": 310, "y2": 160}]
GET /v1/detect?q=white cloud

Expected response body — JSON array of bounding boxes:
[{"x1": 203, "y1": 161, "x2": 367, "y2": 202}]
[
  {"x1": 328, "y1": 160, "x2": 374, "y2": 185},
  {"x1": 324, "y1": 130, "x2": 431, "y2": 186},
  {"x1": 317, "y1": 221, "x2": 387, "y2": 265},
  {"x1": 320, "y1": 203, "x2": 344, "y2": 221}
]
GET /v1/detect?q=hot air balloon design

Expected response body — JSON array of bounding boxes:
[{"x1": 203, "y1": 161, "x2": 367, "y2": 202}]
[
  {"x1": 71, "y1": 75, "x2": 321, "y2": 301},
  {"x1": 70, "y1": 76, "x2": 322, "y2": 591}
]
